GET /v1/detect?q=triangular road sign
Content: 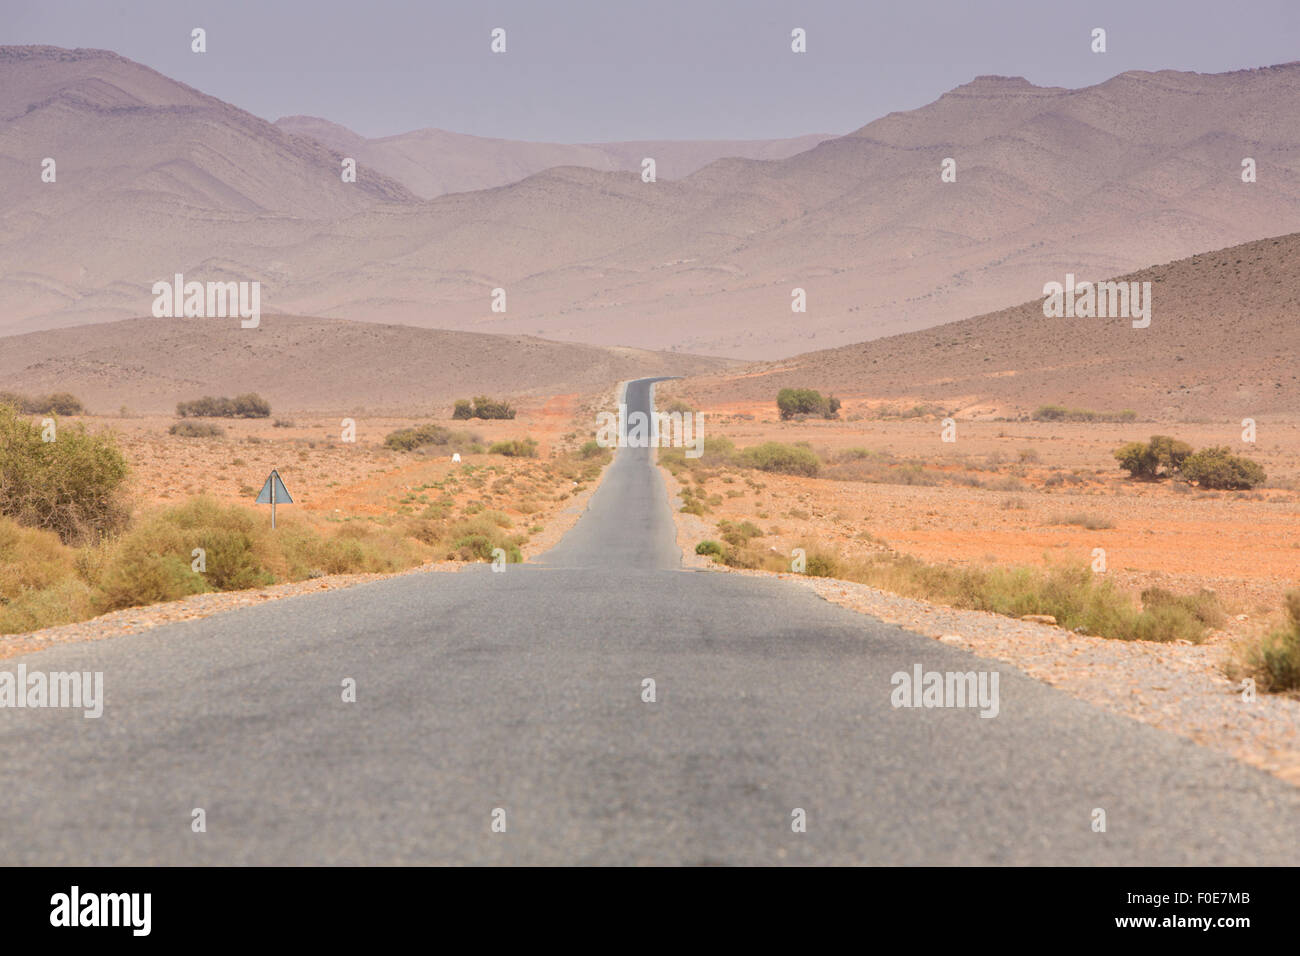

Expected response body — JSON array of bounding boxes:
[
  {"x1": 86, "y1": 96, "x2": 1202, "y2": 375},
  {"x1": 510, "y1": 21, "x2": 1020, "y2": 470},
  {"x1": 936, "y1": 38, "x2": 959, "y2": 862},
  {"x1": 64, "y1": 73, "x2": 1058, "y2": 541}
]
[{"x1": 255, "y1": 469, "x2": 293, "y2": 504}]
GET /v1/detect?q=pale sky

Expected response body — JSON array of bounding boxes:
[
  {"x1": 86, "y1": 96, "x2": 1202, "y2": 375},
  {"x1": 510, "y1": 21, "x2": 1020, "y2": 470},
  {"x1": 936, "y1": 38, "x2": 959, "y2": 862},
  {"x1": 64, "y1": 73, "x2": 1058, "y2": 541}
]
[{"x1": 7, "y1": 0, "x2": 1300, "y2": 141}]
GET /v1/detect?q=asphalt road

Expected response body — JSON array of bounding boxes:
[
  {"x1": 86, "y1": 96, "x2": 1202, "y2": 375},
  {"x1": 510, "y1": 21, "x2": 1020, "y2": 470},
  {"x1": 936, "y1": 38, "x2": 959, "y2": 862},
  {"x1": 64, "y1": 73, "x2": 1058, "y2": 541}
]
[{"x1": 1, "y1": 378, "x2": 1297, "y2": 865}]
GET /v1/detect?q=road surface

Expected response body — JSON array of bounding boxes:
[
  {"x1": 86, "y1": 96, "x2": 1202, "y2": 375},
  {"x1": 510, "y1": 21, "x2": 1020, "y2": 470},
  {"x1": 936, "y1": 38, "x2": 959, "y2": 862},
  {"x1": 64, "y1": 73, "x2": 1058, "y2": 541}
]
[{"x1": 1, "y1": 378, "x2": 1297, "y2": 864}]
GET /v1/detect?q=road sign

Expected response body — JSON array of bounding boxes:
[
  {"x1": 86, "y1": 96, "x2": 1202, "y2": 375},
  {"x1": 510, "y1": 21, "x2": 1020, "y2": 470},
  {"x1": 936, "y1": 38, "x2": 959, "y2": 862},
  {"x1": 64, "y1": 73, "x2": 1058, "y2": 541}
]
[{"x1": 255, "y1": 469, "x2": 293, "y2": 528}]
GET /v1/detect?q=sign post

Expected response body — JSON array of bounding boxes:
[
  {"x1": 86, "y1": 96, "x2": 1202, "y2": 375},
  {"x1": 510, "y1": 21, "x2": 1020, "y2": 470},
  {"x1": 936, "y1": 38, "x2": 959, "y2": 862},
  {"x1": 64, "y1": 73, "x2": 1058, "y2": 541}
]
[{"x1": 255, "y1": 469, "x2": 293, "y2": 528}]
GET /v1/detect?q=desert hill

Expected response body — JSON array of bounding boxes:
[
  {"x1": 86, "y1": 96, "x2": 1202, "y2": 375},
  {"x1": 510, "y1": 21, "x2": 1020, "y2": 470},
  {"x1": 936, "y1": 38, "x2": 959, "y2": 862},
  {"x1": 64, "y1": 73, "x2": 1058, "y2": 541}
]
[
  {"x1": 0, "y1": 315, "x2": 730, "y2": 414},
  {"x1": 675, "y1": 232, "x2": 1300, "y2": 420}
]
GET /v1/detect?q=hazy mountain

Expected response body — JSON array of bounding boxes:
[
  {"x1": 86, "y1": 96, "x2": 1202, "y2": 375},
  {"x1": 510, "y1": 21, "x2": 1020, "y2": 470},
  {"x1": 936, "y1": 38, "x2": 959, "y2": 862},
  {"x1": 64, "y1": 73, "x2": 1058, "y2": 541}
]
[
  {"x1": 4, "y1": 47, "x2": 1300, "y2": 361},
  {"x1": 274, "y1": 115, "x2": 832, "y2": 198}
]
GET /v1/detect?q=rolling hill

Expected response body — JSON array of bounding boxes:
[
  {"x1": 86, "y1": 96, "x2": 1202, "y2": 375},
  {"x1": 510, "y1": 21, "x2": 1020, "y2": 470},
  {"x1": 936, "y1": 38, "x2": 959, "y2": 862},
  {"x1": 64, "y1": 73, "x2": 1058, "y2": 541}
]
[
  {"x1": 0, "y1": 314, "x2": 730, "y2": 414},
  {"x1": 674, "y1": 232, "x2": 1300, "y2": 420}
]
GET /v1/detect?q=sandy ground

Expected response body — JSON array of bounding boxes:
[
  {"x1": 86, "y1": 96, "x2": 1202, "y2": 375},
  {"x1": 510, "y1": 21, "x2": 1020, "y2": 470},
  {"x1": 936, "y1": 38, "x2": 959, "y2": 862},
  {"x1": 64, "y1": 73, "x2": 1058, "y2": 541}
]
[{"x1": 654, "y1": 401, "x2": 1300, "y2": 611}]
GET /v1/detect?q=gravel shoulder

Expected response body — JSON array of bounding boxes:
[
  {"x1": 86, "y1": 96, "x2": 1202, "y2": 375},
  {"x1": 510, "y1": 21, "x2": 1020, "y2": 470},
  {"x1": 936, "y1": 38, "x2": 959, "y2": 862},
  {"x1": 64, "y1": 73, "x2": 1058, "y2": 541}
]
[{"x1": 662, "y1": 462, "x2": 1300, "y2": 787}]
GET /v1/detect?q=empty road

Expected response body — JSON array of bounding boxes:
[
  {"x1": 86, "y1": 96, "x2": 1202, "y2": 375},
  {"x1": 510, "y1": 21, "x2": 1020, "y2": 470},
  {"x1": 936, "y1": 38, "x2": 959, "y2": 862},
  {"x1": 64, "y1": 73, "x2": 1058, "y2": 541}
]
[{"x1": 2, "y1": 378, "x2": 1297, "y2": 864}]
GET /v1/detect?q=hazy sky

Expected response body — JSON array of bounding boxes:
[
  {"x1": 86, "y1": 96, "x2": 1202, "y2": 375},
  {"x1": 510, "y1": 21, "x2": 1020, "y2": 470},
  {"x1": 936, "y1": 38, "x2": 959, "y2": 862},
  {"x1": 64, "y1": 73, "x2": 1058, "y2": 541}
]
[{"x1": 8, "y1": 0, "x2": 1300, "y2": 141}]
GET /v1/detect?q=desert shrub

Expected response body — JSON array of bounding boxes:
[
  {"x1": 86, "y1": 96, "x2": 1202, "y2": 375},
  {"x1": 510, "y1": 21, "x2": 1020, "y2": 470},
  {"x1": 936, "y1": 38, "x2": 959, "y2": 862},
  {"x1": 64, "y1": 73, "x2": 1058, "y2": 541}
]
[
  {"x1": 95, "y1": 499, "x2": 270, "y2": 608},
  {"x1": 488, "y1": 438, "x2": 538, "y2": 458},
  {"x1": 231, "y1": 393, "x2": 271, "y2": 418},
  {"x1": 1033, "y1": 405, "x2": 1136, "y2": 423},
  {"x1": 578, "y1": 439, "x2": 609, "y2": 460},
  {"x1": 440, "y1": 516, "x2": 524, "y2": 562},
  {"x1": 780, "y1": 545, "x2": 1217, "y2": 643},
  {"x1": 1181, "y1": 446, "x2": 1266, "y2": 490},
  {"x1": 452, "y1": 396, "x2": 516, "y2": 420},
  {"x1": 1048, "y1": 512, "x2": 1114, "y2": 530},
  {"x1": 0, "y1": 391, "x2": 87, "y2": 415},
  {"x1": 385, "y1": 423, "x2": 450, "y2": 450},
  {"x1": 0, "y1": 576, "x2": 96, "y2": 634},
  {"x1": 1140, "y1": 587, "x2": 1226, "y2": 630},
  {"x1": 665, "y1": 399, "x2": 695, "y2": 415},
  {"x1": 1113, "y1": 435, "x2": 1193, "y2": 479},
  {"x1": 273, "y1": 418, "x2": 294, "y2": 428},
  {"x1": 695, "y1": 540, "x2": 724, "y2": 558},
  {"x1": 718, "y1": 519, "x2": 764, "y2": 548},
  {"x1": 0, "y1": 404, "x2": 130, "y2": 544},
  {"x1": 1232, "y1": 590, "x2": 1300, "y2": 693},
  {"x1": 0, "y1": 518, "x2": 78, "y2": 601},
  {"x1": 176, "y1": 393, "x2": 271, "y2": 418},
  {"x1": 169, "y1": 420, "x2": 225, "y2": 438},
  {"x1": 777, "y1": 388, "x2": 839, "y2": 420},
  {"x1": 738, "y1": 442, "x2": 820, "y2": 477},
  {"x1": 802, "y1": 549, "x2": 840, "y2": 578},
  {"x1": 384, "y1": 423, "x2": 481, "y2": 452}
]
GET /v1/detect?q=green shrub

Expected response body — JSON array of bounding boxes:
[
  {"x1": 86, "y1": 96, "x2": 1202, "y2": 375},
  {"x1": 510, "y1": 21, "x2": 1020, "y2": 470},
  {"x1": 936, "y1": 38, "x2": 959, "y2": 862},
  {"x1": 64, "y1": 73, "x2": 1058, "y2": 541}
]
[
  {"x1": 1113, "y1": 435, "x2": 1193, "y2": 479},
  {"x1": 1181, "y1": 446, "x2": 1266, "y2": 490},
  {"x1": 776, "y1": 388, "x2": 840, "y2": 420},
  {"x1": 384, "y1": 423, "x2": 481, "y2": 452},
  {"x1": 451, "y1": 396, "x2": 516, "y2": 420},
  {"x1": 695, "y1": 540, "x2": 724, "y2": 558},
  {"x1": 0, "y1": 404, "x2": 130, "y2": 544},
  {"x1": 738, "y1": 442, "x2": 821, "y2": 476},
  {"x1": 0, "y1": 391, "x2": 87, "y2": 415},
  {"x1": 176, "y1": 393, "x2": 271, "y2": 418},
  {"x1": 488, "y1": 438, "x2": 538, "y2": 458},
  {"x1": 441, "y1": 515, "x2": 524, "y2": 562},
  {"x1": 0, "y1": 517, "x2": 77, "y2": 600},
  {"x1": 169, "y1": 420, "x2": 225, "y2": 438},
  {"x1": 1034, "y1": 405, "x2": 1136, "y2": 423},
  {"x1": 802, "y1": 549, "x2": 840, "y2": 578},
  {"x1": 1237, "y1": 590, "x2": 1300, "y2": 692}
]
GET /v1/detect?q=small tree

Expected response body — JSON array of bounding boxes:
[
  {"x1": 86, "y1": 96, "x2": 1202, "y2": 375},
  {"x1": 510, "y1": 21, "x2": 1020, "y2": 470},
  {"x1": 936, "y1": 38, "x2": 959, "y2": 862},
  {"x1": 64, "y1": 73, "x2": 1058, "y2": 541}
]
[
  {"x1": 452, "y1": 399, "x2": 474, "y2": 420},
  {"x1": 1113, "y1": 441, "x2": 1158, "y2": 479},
  {"x1": 777, "y1": 388, "x2": 837, "y2": 420},
  {"x1": 1113, "y1": 435, "x2": 1192, "y2": 479}
]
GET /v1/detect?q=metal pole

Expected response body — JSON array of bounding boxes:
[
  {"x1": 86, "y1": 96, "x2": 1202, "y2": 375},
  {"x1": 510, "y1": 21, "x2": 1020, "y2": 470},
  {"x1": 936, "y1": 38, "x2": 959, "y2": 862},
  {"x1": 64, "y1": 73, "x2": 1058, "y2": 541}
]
[{"x1": 271, "y1": 475, "x2": 276, "y2": 530}]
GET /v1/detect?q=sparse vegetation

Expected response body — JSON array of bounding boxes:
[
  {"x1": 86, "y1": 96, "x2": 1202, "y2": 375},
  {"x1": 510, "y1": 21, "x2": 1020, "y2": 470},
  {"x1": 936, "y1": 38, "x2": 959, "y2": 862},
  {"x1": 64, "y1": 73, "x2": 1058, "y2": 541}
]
[
  {"x1": 488, "y1": 438, "x2": 539, "y2": 458},
  {"x1": 737, "y1": 442, "x2": 821, "y2": 476},
  {"x1": 452, "y1": 395, "x2": 517, "y2": 420},
  {"x1": 1047, "y1": 512, "x2": 1114, "y2": 531},
  {"x1": 0, "y1": 404, "x2": 129, "y2": 545},
  {"x1": 0, "y1": 391, "x2": 87, "y2": 416},
  {"x1": 1033, "y1": 404, "x2": 1136, "y2": 423},
  {"x1": 1181, "y1": 446, "x2": 1267, "y2": 490},
  {"x1": 1113, "y1": 435, "x2": 1194, "y2": 480},
  {"x1": 383, "y1": 423, "x2": 482, "y2": 453},
  {"x1": 169, "y1": 421, "x2": 225, "y2": 438},
  {"x1": 812, "y1": 553, "x2": 1217, "y2": 643},
  {"x1": 776, "y1": 388, "x2": 840, "y2": 421},
  {"x1": 1234, "y1": 590, "x2": 1300, "y2": 693},
  {"x1": 176, "y1": 393, "x2": 271, "y2": 418},
  {"x1": 1112, "y1": 436, "x2": 1264, "y2": 489}
]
